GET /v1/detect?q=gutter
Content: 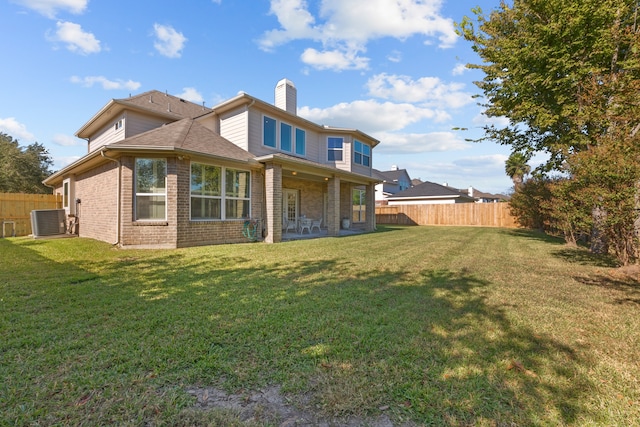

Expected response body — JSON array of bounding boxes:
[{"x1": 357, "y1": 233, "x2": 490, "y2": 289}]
[{"x1": 100, "y1": 148, "x2": 121, "y2": 246}]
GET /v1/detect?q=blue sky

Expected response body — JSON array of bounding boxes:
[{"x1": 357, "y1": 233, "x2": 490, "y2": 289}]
[{"x1": 1, "y1": 0, "x2": 517, "y2": 194}]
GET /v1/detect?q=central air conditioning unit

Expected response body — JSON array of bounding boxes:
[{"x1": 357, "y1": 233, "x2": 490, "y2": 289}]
[{"x1": 30, "y1": 209, "x2": 66, "y2": 238}]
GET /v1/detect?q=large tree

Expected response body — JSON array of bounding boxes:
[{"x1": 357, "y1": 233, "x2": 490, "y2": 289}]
[
  {"x1": 458, "y1": 0, "x2": 640, "y2": 167},
  {"x1": 0, "y1": 132, "x2": 53, "y2": 194},
  {"x1": 458, "y1": 0, "x2": 640, "y2": 264}
]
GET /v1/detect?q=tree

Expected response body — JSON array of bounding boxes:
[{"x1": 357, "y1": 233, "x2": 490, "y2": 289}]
[
  {"x1": 457, "y1": 0, "x2": 637, "y2": 169},
  {"x1": 505, "y1": 152, "x2": 530, "y2": 190},
  {"x1": 0, "y1": 132, "x2": 53, "y2": 194},
  {"x1": 458, "y1": 0, "x2": 640, "y2": 265}
]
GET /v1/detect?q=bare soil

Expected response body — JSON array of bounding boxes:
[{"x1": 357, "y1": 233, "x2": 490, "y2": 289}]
[{"x1": 185, "y1": 385, "x2": 417, "y2": 426}]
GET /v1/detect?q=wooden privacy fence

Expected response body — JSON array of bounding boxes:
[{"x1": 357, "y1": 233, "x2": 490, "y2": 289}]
[
  {"x1": 376, "y1": 203, "x2": 518, "y2": 228},
  {"x1": 0, "y1": 193, "x2": 62, "y2": 237}
]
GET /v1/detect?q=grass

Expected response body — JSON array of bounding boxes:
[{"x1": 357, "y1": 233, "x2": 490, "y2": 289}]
[{"x1": 1, "y1": 226, "x2": 639, "y2": 426}]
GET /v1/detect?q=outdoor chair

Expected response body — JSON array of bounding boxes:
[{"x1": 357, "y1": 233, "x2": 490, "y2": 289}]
[
  {"x1": 283, "y1": 218, "x2": 296, "y2": 233},
  {"x1": 310, "y1": 217, "x2": 322, "y2": 233}
]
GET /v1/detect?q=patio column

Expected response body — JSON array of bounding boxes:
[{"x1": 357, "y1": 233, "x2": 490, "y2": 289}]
[
  {"x1": 327, "y1": 176, "x2": 341, "y2": 236},
  {"x1": 264, "y1": 162, "x2": 282, "y2": 243},
  {"x1": 365, "y1": 182, "x2": 376, "y2": 231}
]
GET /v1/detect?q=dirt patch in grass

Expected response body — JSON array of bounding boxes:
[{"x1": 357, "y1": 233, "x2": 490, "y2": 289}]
[{"x1": 185, "y1": 385, "x2": 416, "y2": 426}]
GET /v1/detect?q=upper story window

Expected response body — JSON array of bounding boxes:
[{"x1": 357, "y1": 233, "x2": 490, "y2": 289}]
[
  {"x1": 190, "y1": 162, "x2": 250, "y2": 220},
  {"x1": 263, "y1": 116, "x2": 276, "y2": 148},
  {"x1": 135, "y1": 158, "x2": 166, "y2": 221},
  {"x1": 263, "y1": 114, "x2": 306, "y2": 157},
  {"x1": 114, "y1": 119, "x2": 123, "y2": 131},
  {"x1": 328, "y1": 137, "x2": 343, "y2": 161},
  {"x1": 354, "y1": 140, "x2": 371, "y2": 167},
  {"x1": 280, "y1": 122, "x2": 292, "y2": 152},
  {"x1": 295, "y1": 128, "x2": 306, "y2": 156}
]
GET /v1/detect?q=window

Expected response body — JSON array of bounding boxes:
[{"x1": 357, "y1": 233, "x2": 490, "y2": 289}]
[
  {"x1": 354, "y1": 140, "x2": 371, "y2": 167},
  {"x1": 190, "y1": 162, "x2": 250, "y2": 220},
  {"x1": 280, "y1": 122, "x2": 292, "y2": 152},
  {"x1": 135, "y1": 158, "x2": 166, "y2": 220},
  {"x1": 328, "y1": 137, "x2": 343, "y2": 161},
  {"x1": 352, "y1": 188, "x2": 366, "y2": 222},
  {"x1": 190, "y1": 163, "x2": 221, "y2": 220},
  {"x1": 114, "y1": 119, "x2": 123, "y2": 131},
  {"x1": 263, "y1": 116, "x2": 277, "y2": 148},
  {"x1": 63, "y1": 181, "x2": 69, "y2": 209},
  {"x1": 295, "y1": 128, "x2": 306, "y2": 156},
  {"x1": 225, "y1": 169, "x2": 250, "y2": 219}
]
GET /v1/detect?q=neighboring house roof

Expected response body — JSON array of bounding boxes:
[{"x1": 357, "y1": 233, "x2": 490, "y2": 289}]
[
  {"x1": 451, "y1": 186, "x2": 510, "y2": 202},
  {"x1": 377, "y1": 168, "x2": 410, "y2": 182},
  {"x1": 387, "y1": 181, "x2": 475, "y2": 202},
  {"x1": 76, "y1": 90, "x2": 212, "y2": 139}
]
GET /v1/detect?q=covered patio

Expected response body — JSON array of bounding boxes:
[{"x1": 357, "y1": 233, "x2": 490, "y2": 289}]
[{"x1": 256, "y1": 153, "x2": 378, "y2": 243}]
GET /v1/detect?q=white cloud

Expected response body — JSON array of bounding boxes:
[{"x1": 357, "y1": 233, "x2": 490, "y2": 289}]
[
  {"x1": 54, "y1": 155, "x2": 81, "y2": 169},
  {"x1": 176, "y1": 87, "x2": 204, "y2": 104},
  {"x1": 452, "y1": 63, "x2": 467, "y2": 76},
  {"x1": 258, "y1": 0, "x2": 458, "y2": 70},
  {"x1": 387, "y1": 50, "x2": 402, "y2": 63},
  {"x1": 52, "y1": 133, "x2": 82, "y2": 147},
  {"x1": 472, "y1": 113, "x2": 510, "y2": 128},
  {"x1": 373, "y1": 131, "x2": 470, "y2": 154},
  {"x1": 453, "y1": 154, "x2": 508, "y2": 170},
  {"x1": 259, "y1": 0, "x2": 320, "y2": 51},
  {"x1": 153, "y1": 23, "x2": 187, "y2": 58},
  {"x1": 298, "y1": 99, "x2": 449, "y2": 133},
  {"x1": 49, "y1": 21, "x2": 101, "y2": 54},
  {"x1": 12, "y1": 0, "x2": 87, "y2": 18},
  {"x1": 70, "y1": 75, "x2": 141, "y2": 90},
  {"x1": 0, "y1": 117, "x2": 36, "y2": 141},
  {"x1": 300, "y1": 47, "x2": 368, "y2": 71},
  {"x1": 366, "y1": 73, "x2": 473, "y2": 108}
]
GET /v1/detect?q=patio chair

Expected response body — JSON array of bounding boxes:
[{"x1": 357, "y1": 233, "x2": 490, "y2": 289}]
[
  {"x1": 310, "y1": 217, "x2": 322, "y2": 233},
  {"x1": 298, "y1": 217, "x2": 312, "y2": 234},
  {"x1": 283, "y1": 217, "x2": 296, "y2": 233}
]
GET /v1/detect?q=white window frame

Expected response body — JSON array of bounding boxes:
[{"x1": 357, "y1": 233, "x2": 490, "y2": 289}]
[
  {"x1": 135, "y1": 158, "x2": 167, "y2": 221},
  {"x1": 354, "y1": 140, "x2": 371, "y2": 167},
  {"x1": 263, "y1": 115, "x2": 277, "y2": 148},
  {"x1": 280, "y1": 122, "x2": 293, "y2": 152},
  {"x1": 295, "y1": 128, "x2": 306, "y2": 156},
  {"x1": 190, "y1": 161, "x2": 251, "y2": 221},
  {"x1": 327, "y1": 136, "x2": 344, "y2": 162}
]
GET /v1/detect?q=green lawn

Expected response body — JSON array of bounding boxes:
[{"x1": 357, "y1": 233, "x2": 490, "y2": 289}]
[{"x1": 1, "y1": 226, "x2": 639, "y2": 426}]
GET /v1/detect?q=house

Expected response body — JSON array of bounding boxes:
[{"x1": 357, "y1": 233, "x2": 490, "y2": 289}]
[
  {"x1": 43, "y1": 79, "x2": 380, "y2": 248},
  {"x1": 455, "y1": 186, "x2": 508, "y2": 203},
  {"x1": 373, "y1": 165, "x2": 412, "y2": 205},
  {"x1": 385, "y1": 181, "x2": 475, "y2": 205}
]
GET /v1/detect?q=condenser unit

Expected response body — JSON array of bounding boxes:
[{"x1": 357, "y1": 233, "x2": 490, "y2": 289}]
[{"x1": 30, "y1": 209, "x2": 66, "y2": 238}]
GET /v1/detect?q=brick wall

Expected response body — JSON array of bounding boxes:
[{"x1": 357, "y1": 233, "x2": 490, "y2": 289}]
[{"x1": 75, "y1": 162, "x2": 118, "y2": 243}]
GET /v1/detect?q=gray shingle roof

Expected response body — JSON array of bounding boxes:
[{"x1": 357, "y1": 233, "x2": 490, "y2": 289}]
[
  {"x1": 388, "y1": 181, "x2": 474, "y2": 200},
  {"x1": 115, "y1": 90, "x2": 212, "y2": 119},
  {"x1": 109, "y1": 118, "x2": 255, "y2": 163}
]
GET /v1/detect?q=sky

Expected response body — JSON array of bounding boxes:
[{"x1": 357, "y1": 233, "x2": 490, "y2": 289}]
[{"x1": 1, "y1": 0, "x2": 518, "y2": 194}]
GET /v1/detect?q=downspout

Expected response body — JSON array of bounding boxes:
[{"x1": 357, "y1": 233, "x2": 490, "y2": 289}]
[{"x1": 101, "y1": 148, "x2": 121, "y2": 246}]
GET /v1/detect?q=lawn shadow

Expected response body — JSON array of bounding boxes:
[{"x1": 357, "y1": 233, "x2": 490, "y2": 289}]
[
  {"x1": 0, "y1": 238, "x2": 601, "y2": 426},
  {"x1": 574, "y1": 269, "x2": 640, "y2": 306},
  {"x1": 552, "y1": 247, "x2": 619, "y2": 268},
  {"x1": 502, "y1": 228, "x2": 566, "y2": 245}
]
